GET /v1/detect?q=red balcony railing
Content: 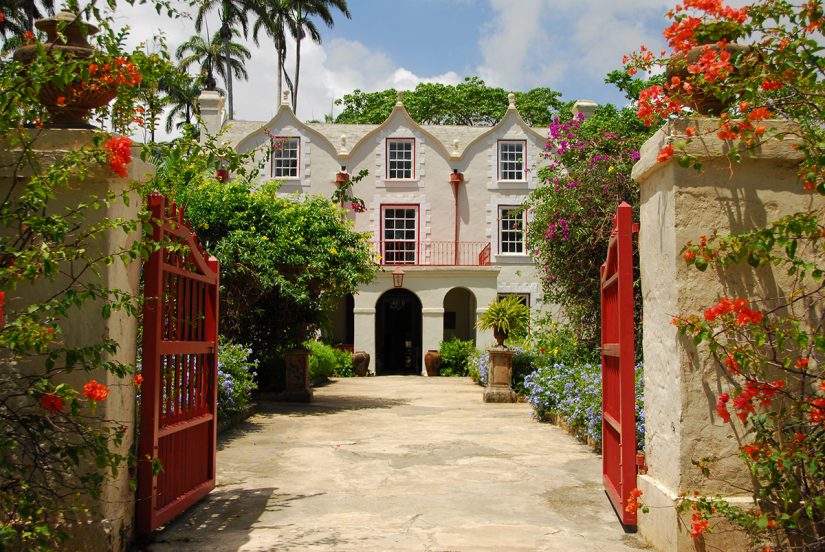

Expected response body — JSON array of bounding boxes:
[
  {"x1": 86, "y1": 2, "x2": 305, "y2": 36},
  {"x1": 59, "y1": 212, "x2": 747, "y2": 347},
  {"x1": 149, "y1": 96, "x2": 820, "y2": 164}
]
[{"x1": 375, "y1": 241, "x2": 492, "y2": 266}]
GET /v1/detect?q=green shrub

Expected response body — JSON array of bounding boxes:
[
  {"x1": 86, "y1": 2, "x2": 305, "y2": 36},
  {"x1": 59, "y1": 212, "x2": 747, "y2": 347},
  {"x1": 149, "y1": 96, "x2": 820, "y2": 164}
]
[
  {"x1": 305, "y1": 341, "x2": 356, "y2": 381},
  {"x1": 438, "y1": 337, "x2": 475, "y2": 377},
  {"x1": 218, "y1": 339, "x2": 258, "y2": 418},
  {"x1": 511, "y1": 346, "x2": 536, "y2": 396},
  {"x1": 332, "y1": 347, "x2": 355, "y2": 377}
]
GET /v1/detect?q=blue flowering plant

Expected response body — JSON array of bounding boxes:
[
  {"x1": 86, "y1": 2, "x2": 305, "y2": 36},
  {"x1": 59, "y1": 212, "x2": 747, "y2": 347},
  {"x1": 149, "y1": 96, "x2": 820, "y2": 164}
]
[
  {"x1": 525, "y1": 359, "x2": 645, "y2": 449},
  {"x1": 217, "y1": 339, "x2": 258, "y2": 418}
]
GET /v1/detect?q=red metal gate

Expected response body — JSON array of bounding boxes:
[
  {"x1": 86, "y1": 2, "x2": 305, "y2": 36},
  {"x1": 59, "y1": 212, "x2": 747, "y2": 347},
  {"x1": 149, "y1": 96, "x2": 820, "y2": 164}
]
[
  {"x1": 600, "y1": 201, "x2": 638, "y2": 526},
  {"x1": 137, "y1": 193, "x2": 220, "y2": 534}
]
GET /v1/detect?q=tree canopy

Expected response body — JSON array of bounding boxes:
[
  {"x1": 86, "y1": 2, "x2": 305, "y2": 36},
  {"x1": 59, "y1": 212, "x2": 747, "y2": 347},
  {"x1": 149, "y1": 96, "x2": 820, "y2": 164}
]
[{"x1": 334, "y1": 76, "x2": 567, "y2": 127}]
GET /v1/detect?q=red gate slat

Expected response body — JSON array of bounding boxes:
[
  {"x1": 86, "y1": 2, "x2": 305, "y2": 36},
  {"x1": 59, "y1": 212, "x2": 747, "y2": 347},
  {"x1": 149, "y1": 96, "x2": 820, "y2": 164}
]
[
  {"x1": 600, "y1": 201, "x2": 638, "y2": 526},
  {"x1": 137, "y1": 193, "x2": 220, "y2": 535}
]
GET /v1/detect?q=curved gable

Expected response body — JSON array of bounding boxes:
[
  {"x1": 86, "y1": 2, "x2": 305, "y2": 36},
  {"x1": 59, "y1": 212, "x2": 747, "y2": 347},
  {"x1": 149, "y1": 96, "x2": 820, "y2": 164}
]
[
  {"x1": 235, "y1": 102, "x2": 337, "y2": 155},
  {"x1": 460, "y1": 95, "x2": 546, "y2": 161},
  {"x1": 346, "y1": 96, "x2": 453, "y2": 163}
]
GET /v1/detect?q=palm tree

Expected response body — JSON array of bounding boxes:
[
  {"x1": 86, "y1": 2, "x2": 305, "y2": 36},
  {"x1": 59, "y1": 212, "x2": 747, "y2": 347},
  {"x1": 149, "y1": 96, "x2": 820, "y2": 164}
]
[
  {"x1": 176, "y1": 30, "x2": 250, "y2": 119},
  {"x1": 194, "y1": 0, "x2": 254, "y2": 120},
  {"x1": 250, "y1": 0, "x2": 297, "y2": 105},
  {"x1": 0, "y1": 0, "x2": 55, "y2": 51},
  {"x1": 289, "y1": 0, "x2": 350, "y2": 112},
  {"x1": 160, "y1": 69, "x2": 203, "y2": 134}
]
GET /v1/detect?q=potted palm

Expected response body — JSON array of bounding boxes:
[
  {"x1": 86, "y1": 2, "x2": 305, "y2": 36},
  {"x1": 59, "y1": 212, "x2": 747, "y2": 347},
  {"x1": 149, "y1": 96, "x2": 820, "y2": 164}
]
[
  {"x1": 477, "y1": 296, "x2": 530, "y2": 403},
  {"x1": 477, "y1": 295, "x2": 530, "y2": 348}
]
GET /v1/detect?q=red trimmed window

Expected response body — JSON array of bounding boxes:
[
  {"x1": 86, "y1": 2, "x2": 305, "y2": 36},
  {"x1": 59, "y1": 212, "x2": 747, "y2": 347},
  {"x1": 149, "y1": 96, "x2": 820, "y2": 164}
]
[
  {"x1": 272, "y1": 137, "x2": 300, "y2": 178},
  {"x1": 386, "y1": 138, "x2": 414, "y2": 180},
  {"x1": 498, "y1": 140, "x2": 526, "y2": 181},
  {"x1": 498, "y1": 206, "x2": 526, "y2": 254},
  {"x1": 382, "y1": 205, "x2": 418, "y2": 264}
]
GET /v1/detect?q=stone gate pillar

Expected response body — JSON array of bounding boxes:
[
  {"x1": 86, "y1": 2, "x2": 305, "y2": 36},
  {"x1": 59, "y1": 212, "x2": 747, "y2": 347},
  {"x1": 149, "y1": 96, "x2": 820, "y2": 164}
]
[{"x1": 632, "y1": 119, "x2": 823, "y2": 551}]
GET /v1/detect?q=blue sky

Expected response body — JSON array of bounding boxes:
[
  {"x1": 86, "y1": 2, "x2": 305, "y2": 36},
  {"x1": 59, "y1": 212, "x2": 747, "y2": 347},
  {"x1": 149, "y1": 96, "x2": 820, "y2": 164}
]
[{"x1": 119, "y1": 0, "x2": 678, "y2": 135}]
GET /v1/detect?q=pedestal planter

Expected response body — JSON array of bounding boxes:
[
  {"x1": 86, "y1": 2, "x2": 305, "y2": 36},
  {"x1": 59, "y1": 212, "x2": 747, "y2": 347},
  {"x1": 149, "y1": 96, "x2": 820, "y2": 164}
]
[
  {"x1": 424, "y1": 350, "x2": 441, "y2": 376},
  {"x1": 483, "y1": 347, "x2": 516, "y2": 403},
  {"x1": 13, "y1": 11, "x2": 117, "y2": 128},
  {"x1": 352, "y1": 351, "x2": 370, "y2": 377},
  {"x1": 278, "y1": 348, "x2": 313, "y2": 402}
]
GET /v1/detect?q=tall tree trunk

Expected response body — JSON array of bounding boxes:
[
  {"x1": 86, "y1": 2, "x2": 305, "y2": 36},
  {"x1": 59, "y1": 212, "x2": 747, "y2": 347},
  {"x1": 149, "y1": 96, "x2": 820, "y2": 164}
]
[
  {"x1": 276, "y1": 43, "x2": 283, "y2": 103},
  {"x1": 293, "y1": 35, "x2": 300, "y2": 112},
  {"x1": 224, "y1": 43, "x2": 234, "y2": 119},
  {"x1": 292, "y1": 4, "x2": 302, "y2": 113}
]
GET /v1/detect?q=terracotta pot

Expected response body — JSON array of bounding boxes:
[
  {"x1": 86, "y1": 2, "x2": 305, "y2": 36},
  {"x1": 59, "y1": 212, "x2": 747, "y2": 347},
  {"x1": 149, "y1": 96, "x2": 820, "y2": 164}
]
[
  {"x1": 424, "y1": 350, "x2": 441, "y2": 377},
  {"x1": 13, "y1": 11, "x2": 116, "y2": 128},
  {"x1": 666, "y1": 42, "x2": 748, "y2": 116},
  {"x1": 493, "y1": 328, "x2": 508, "y2": 348},
  {"x1": 352, "y1": 351, "x2": 370, "y2": 377}
]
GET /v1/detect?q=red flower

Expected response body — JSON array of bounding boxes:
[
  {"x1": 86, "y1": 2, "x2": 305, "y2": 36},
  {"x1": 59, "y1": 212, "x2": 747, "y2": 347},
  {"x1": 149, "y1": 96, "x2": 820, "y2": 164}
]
[
  {"x1": 134, "y1": 374, "x2": 144, "y2": 387},
  {"x1": 23, "y1": 31, "x2": 35, "y2": 42},
  {"x1": 83, "y1": 379, "x2": 109, "y2": 402},
  {"x1": 56, "y1": 96, "x2": 66, "y2": 107},
  {"x1": 690, "y1": 512, "x2": 710, "y2": 539},
  {"x1": 40, "y1": 393, "x2": 64, "y2": 413},
  {"x1": 104, "y1": 136, "x2": 133, "y2": 178},
  {"x1": 796, "y1": 357, "x2": 810, "y2": 369},
  {"x1": 747, "y1": 107, "x2": 772, "y2": 121},
  {"x1": 683, "y1": 249, "x2": 696, "y2": 262},
  {"x1": 724, "y1": 353, "x2": 740, "y2": 374},
  {"x1": 761, "y1": 78, "x2": 782, "y2": 91},
  {"x1": 736, "y1": 307, "x2": 763, "y2": 326},
  {"x1": 657, "y1": 144, "x2": 675, "y2": 163},
  {"x1": 716, "y1": 392, "x2": 731, "y2": 423},
  {"x1": 625, "y1": 488, "x2": 644, "y2": 513}
]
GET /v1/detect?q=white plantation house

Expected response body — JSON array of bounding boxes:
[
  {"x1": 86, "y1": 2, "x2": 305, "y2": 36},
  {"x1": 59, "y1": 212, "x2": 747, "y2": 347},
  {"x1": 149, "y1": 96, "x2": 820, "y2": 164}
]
[{"x1": 199, "y1": 90, "x2": 595, "y2": 375}]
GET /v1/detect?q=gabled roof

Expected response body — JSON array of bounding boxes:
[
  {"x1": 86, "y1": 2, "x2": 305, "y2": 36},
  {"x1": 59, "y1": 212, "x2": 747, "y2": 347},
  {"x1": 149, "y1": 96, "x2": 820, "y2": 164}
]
[{"x1": 228, "y1": 91, "x2": 549, "y2": 162}]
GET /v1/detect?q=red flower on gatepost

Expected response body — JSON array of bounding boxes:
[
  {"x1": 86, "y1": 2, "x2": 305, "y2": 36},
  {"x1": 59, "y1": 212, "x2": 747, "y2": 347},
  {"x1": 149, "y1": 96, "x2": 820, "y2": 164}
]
[
  {"x1": 39, "y1": 393, "x2": 64, "y2": 414},
  {"x1": 104, "y1": 136, "x2": 133, "y2": 178},
  {"x1": 83, "y1": 379, "x2": 109, "y2": 402}
]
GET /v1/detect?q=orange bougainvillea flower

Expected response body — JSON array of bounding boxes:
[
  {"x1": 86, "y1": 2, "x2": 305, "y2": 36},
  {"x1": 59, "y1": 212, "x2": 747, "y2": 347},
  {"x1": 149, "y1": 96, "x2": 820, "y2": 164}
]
[
  {"x1": 103, "y1": 136, "x2": 133, "y2": 178},
  {"x1": 40, "y1": 393, "x2": 64, "y2": 413},
  {"x1": 747, "y1": 107, "x2": 772, "y2": 121},
  {"x1": 690, "y1": 512, "x2": 710, "y2": 539},
  {"x1": 23, "y1": 31, "x2": 34, "y2": 42},
  {"x1": 83, "y1": 379, "x2": 109, "y2": 401},
  {"x1": 657, "y1": 144, "x2": 675, "y2": 163},
  {"x1": 134, "y1": 374, "x2": 144, "y2": 386}
]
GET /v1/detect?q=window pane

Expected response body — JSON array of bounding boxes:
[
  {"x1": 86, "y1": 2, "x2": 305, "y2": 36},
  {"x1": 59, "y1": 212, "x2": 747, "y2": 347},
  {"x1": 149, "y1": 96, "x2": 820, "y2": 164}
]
[
  {"x1": 273, "y1": 138, "x2": 300, "y2": 178},
  {"x1": 499, "y1": 141, "x2": 525, "y2": 181}
]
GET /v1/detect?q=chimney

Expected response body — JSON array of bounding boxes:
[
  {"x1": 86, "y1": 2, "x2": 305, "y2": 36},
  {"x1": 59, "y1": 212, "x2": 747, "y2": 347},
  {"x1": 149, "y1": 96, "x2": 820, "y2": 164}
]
[
  {"x1": 198, "y1": 90, "x2": 225, "y2": 143},
  {"x1": 571, "y1": 100, "x2": 598, "y2": 120}
]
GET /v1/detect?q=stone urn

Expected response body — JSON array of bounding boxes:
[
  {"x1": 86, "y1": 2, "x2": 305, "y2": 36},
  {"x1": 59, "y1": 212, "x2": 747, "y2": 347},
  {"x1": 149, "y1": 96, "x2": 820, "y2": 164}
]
[
  {"x1": 665, "y1": 24, "x2": 749, "y2": 116},
  {"x1": 352, "y1": 351, "x2": 370, "y2": 377},
  {"x1": 424, "y1": 350, "x2": 441, "y2": 377},
  {"x1": 13, "y1": 11, "x2": 117, "y2": 128},
  {"x1": 483, "y1": 347, "x2": 516, "y2": 403}
]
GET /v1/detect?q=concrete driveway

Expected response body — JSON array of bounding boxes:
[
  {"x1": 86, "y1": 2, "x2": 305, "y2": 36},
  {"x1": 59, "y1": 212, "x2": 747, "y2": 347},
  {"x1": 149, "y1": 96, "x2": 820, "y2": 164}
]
[{"x1": 140, "y1": 376, "x2": 651, "y2": 552}]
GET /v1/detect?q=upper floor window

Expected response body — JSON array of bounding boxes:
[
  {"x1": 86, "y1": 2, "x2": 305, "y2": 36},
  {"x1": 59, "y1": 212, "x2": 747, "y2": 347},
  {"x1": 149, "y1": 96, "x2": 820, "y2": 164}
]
[
  {"x1": 499, "y1": 206, "x2": 525, "y2": 254},
  {"x1": 382, "y1": 206, "x2": 418, "y2": 264},
  {"x1": 272, "y1": 137, "x2": 299, "y2": 178},
  {"x1": 498, "y1": 140, "x2": 526, "y2": 181},
  {"x1": 386, "y1": 138, "x2": 414, "y2": 180}
]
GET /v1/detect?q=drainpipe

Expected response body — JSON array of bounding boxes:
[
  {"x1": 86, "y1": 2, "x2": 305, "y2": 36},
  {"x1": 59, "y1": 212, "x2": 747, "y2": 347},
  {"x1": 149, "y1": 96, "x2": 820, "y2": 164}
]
[
  {"x1": 450, "y1": 169, "x2": 464, "y2": 265},
  {"x1": 335, "y1": 166, "x2": 349, "y2": 210}
]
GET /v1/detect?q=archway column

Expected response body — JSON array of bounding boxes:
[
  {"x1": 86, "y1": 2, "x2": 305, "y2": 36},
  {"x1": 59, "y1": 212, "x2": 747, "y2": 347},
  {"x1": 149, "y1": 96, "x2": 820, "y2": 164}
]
[
  {"x1": 353, "y1": 307, "x2": 376, "y2": 374},
  {"x1": 421, "y1": 307, "x2": 444, "y2": 375}
]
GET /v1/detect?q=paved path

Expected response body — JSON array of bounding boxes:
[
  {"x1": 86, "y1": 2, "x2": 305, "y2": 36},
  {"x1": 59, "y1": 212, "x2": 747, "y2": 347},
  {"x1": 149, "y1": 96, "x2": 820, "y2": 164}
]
[{"x1": 142, "y1": 377, "x2": 651, "y2": 552}]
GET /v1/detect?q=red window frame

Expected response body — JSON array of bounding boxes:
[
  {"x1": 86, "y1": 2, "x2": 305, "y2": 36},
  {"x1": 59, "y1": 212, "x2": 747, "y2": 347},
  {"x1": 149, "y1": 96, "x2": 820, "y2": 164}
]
[
  {"x1": 385, "y1": 138, "x2": 416, "y2": 181},
  {"x1": 380, "y1": 204, "x2": 420, "y2": 264},
  {"x1": 271, "y1": 136, "x2": 300, "y2": 179},
  {"x1": 497, "y1": 139, "x2": 527, "y2": 182}
]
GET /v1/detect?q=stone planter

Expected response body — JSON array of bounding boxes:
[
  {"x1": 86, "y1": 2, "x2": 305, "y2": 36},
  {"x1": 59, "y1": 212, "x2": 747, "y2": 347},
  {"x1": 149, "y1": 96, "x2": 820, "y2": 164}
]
[
  {"x1": 352, "y1": 351, "x2": 370, "y2": 377},
  {"x1": 277, "y1": 348, "x2": 313, "y2": 402},
  {"x1": 483, "y1": 347, "x2": 516, "y2": 403},
  {"x1": 13, "y1": 11, "x2": 117, "y2": 128},
  {"x1": 424, "y1": 349, "x2": 441, "y2": 376},
  {"x1": 665, "y1": 41, "x2": 748, "y2": 116}
]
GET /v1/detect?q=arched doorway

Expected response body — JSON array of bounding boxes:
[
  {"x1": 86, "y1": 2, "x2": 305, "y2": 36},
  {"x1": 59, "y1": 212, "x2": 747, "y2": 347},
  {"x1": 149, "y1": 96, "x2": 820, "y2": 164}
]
[
  {"x1": 375, "y1": 289, "x2": 422, "y2": 375},
  {"x1": 443, "y1": 287, "x2": 477, "y2": 344}
]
